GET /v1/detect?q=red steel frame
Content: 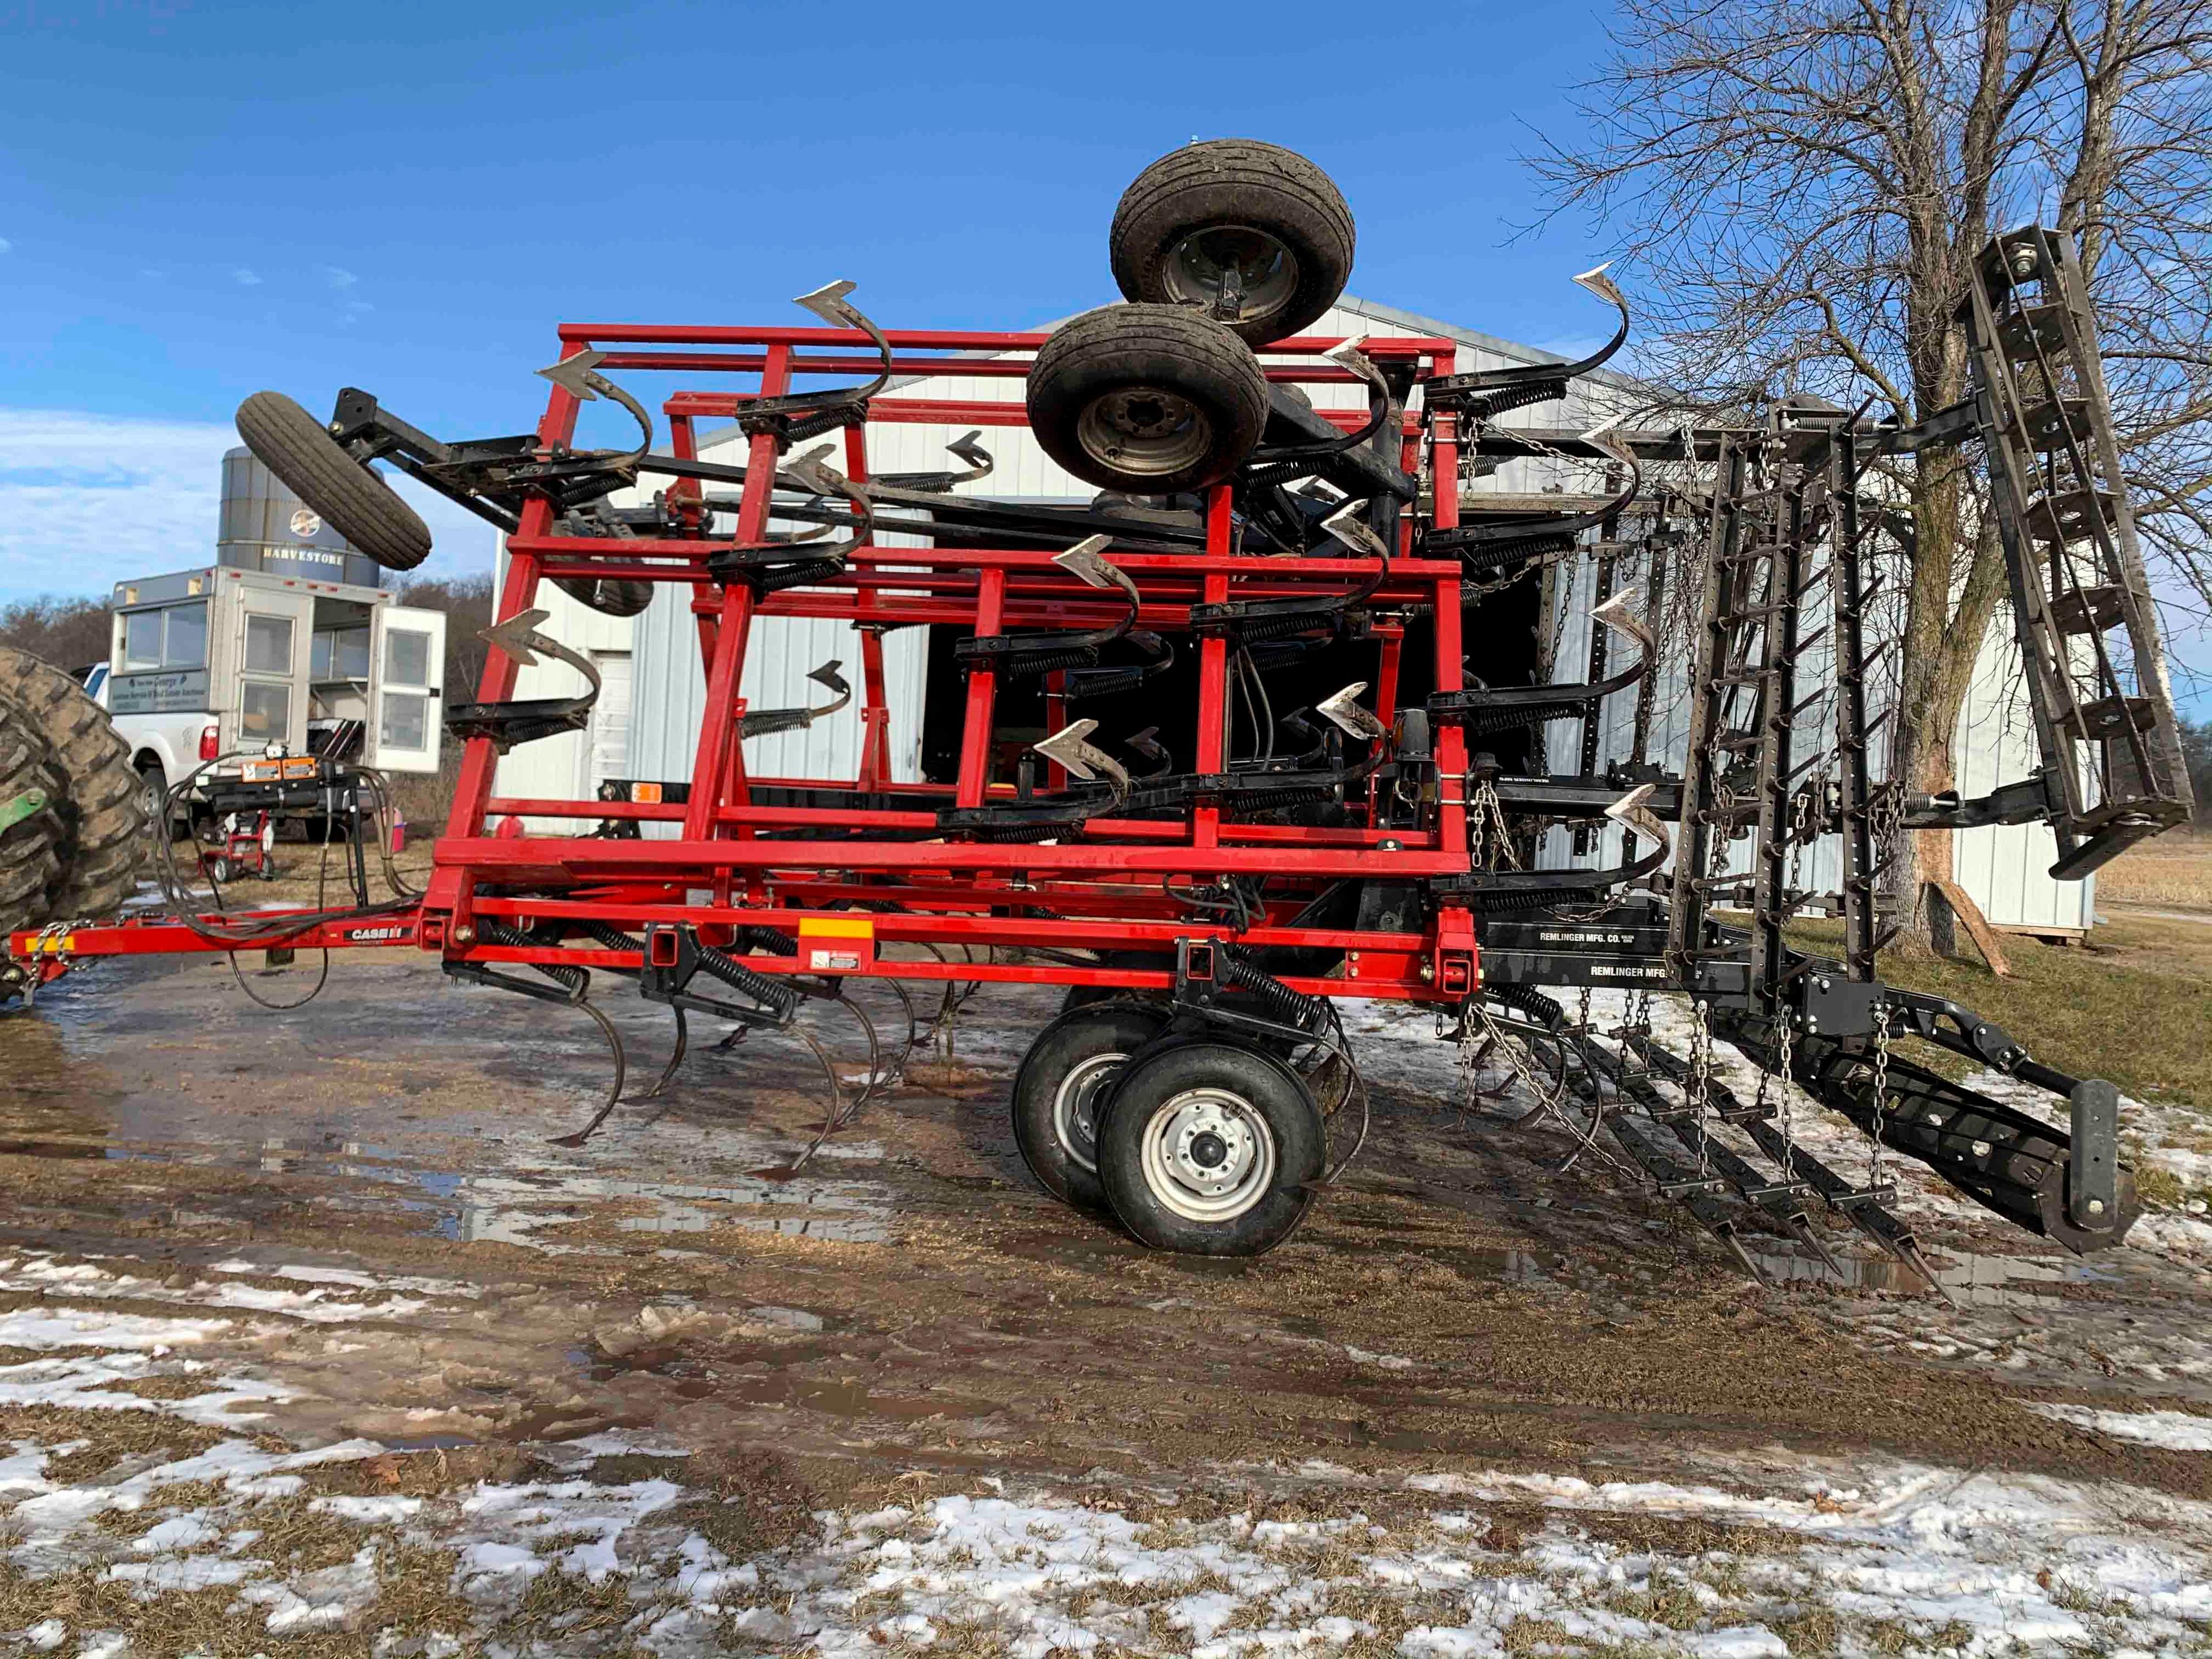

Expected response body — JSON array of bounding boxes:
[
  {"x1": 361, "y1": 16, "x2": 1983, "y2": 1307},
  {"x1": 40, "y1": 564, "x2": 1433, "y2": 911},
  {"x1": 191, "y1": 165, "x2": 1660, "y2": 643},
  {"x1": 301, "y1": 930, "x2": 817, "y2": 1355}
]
[{"x1": 12, "y1": 321, "x2": 1480, "y2": 1007}]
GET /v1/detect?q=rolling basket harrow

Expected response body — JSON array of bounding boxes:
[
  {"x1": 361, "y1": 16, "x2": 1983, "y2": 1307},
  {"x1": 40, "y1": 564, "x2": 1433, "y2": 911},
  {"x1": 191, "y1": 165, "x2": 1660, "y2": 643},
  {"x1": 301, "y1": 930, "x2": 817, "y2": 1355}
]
[{"x1": 5, "y1": 147, "x2": 2192, "y2": 1274}]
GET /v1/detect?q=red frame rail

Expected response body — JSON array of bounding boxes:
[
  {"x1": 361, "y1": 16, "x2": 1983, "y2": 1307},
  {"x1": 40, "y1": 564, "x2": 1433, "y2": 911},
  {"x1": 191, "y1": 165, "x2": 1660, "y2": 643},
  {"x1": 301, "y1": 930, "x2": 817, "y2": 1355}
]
[{"x1": 13, "y1": 321, "x2": 1478, "y2": 1006}]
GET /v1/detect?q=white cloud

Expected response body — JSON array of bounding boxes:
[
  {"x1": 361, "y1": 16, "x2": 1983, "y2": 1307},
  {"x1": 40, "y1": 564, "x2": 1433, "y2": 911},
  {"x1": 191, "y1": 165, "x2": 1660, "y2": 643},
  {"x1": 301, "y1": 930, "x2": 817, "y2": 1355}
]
[
  {"x1": 233, "y1": 268, "x2": 262, "y2": 286},
  {"x1": 0, "y1": 407, "x2": 495, "y2": 602},
  {"x1": 321, "y1": 266, "x2": 357, "y2": 289},
  {"x1": 0, "y1": 238, "x2": 12, "y2": 255}
]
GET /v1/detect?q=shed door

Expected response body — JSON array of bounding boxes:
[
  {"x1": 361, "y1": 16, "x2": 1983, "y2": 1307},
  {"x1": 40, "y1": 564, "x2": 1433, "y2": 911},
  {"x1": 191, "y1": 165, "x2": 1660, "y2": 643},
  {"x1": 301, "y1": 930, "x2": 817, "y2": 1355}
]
[
  {"x1": 372, "y1": 605, "x2": 447, "y2": 774},
  {"x1": 233, "y1": 589, "x2": 315, "y2": 755}
]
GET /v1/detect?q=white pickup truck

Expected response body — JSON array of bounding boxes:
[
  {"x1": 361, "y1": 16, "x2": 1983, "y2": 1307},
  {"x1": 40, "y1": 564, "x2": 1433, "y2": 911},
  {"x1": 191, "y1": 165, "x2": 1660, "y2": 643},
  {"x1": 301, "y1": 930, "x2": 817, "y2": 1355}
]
[{"x1": 92, "y1": 565, "x2": 447, "y2": 826}]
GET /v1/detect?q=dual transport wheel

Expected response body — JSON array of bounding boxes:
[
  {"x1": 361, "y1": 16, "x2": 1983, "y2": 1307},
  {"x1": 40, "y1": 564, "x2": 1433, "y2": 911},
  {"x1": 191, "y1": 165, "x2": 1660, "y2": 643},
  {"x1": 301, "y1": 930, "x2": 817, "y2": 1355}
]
[
  {"x1": 1026, "y1": 140, "x2": 1354, "y2": 496},
  {"x1": 1012, "y1": 1001, "x2": 1325, "y2": 1257}
]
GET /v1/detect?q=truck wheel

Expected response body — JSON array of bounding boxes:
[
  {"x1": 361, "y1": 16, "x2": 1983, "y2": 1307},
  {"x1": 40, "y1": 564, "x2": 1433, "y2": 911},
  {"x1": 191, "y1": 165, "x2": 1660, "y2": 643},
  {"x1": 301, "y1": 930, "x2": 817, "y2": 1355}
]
[
  {"x1": 0, "y1": 713, "x2": 64, "y2": 941},
  {"x1": 0, "y1": 649, "x2": 146, "y2": 922},
  {"x1": 138, "y1": 759, "x2": 181, "y2": 841},
  {"x1": 235, "y1": 392, "x2": 433, "y2": 571},
  {"x1": 1027, "y1": 304, "x2": 1268, "y2": 495},
  {"x1": 1011, "y1": 999, "x2": 1169, "y2": 1210},
  {"x1": 1109, "y1": 141, "x2": 1355, "y2": 346},
  {"x1": 1096, "y1": 1037, "x2": 1323, "y2": 1256},
  {"x1": 551, "y1": 576, "x2": 655, "y2": 618}
]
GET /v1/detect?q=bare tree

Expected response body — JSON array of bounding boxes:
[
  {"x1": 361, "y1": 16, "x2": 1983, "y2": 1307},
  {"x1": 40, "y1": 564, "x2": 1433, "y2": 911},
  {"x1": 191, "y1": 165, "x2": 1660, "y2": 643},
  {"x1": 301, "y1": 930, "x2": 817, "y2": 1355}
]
[{"x1": 1531, "y1": 0, "x2": 2212, "y2": 948}]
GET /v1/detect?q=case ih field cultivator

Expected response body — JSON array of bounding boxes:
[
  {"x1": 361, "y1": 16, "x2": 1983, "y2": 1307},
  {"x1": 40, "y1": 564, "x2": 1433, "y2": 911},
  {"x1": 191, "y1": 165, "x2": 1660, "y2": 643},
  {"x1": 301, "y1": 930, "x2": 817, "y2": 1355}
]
[{"x1": 2, "y1": 144, "x2": 2194, "y2": 1273}]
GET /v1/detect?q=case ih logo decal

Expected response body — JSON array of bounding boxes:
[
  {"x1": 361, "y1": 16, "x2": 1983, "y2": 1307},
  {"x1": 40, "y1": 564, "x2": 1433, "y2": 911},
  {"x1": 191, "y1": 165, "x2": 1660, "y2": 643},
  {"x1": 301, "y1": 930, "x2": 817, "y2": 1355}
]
[{"x1": 339, "y1": 923, "x2": 412, "y2": 944}]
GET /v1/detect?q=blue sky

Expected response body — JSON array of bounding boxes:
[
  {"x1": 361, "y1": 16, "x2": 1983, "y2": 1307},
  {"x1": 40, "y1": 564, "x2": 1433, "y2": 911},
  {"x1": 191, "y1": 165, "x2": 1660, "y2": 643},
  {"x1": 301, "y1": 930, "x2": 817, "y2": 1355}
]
[
  {"x1": 0, "y1": 0, "x2": 2204, "y2": 712},
  {"x1": 0, "y1": 1, "x2": 1610, "y2": 592}
]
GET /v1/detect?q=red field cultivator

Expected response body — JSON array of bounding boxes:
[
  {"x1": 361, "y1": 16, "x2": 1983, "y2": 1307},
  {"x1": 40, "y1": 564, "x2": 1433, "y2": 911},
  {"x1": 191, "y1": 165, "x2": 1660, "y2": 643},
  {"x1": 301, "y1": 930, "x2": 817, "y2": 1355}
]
[{"x1": 5, "y1": 146, "x2": 2192, "y2": 1272}]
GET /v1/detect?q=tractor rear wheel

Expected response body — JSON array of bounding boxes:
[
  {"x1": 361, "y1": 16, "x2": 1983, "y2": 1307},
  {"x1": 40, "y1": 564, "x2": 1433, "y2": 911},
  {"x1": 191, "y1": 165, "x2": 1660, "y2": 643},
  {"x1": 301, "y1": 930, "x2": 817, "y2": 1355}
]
[
  {"x1": 0, "y1": 708, "x2": 63, "y2": 944},
  {"x1": 0, "y1": 649, "x2": 146, "y2": 922},
  {"x1": 235, "y1": 391, "x2": 433, "y2": 571}
]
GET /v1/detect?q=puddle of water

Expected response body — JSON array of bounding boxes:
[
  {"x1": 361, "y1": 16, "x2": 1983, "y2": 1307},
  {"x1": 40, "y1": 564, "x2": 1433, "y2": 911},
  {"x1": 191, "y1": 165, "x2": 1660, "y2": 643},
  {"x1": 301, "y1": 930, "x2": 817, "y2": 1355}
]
[
  {"x1": 441, "y1": 1169, "x2": 897, "y2": 1249},
  {"x1": 1745, "y1": 1244, "x2": 2127, "y2": 1306}
]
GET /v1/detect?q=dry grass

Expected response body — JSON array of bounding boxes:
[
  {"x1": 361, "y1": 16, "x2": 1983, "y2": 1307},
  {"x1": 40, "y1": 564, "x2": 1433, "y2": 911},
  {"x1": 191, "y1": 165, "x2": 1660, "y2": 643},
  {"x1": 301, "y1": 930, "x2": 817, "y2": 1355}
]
[
  {"x1": 0, "y1": 1405, "x2": 224, "y2": 1484},
  {"x1": 2094, "y1": 829, "x2": 2212, "y2": 911},
  {"x1": 1790, "y1": 912, "x2": 2212, "y2": 1111}
]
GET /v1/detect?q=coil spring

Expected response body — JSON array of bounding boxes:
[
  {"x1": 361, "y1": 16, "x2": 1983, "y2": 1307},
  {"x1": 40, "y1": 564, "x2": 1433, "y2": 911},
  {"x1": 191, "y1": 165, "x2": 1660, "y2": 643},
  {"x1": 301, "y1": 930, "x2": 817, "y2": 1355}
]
[
  {"x1": 1225, "y1": 784, "x2": 1331, "y2": 817},
  {"x1": 741, "y1": 926, "x2": 798, "y2": 956},
  {"x1": 752, "y1": 558, "x2": 846, "y2": 595},
  {"x1": 1221, "y1": 609, "x2": 1337, "y2": 646},
  {"x1": 1459, "y1": 378, "x2": 1568, "y2": 423},
  {"x1": 1490, "y1": 979, "x2": 1567, "y2": 1029},
  {"x1": 1215, "y1": 948, "x2": 1327, "y2": 1031},
  {"x1": 994, "y1": 643, "x2": 1101, "y2": 679},
  {"x1": 973, "y1": 819, "x2": 1077, "y2": 843},
  {"x1": 1458, "y1": 702, "x2": 1585, "y2": 737},
  {"x1": 476, "y1": 919, "x2": 589, "y2": 999},
  {"x1": 1459, "y1": 533, "x2": 1575, "y2": 571},
  {"x1": 574, "y1": 919, "x2": 645, "y2": 956},
  {"x1": 694, "y1": 940, "x2": 801, "y2": 1019},
  {"x1": 1241, "y1": 459, "x2": 1318, "y2": 491},
  {"x1": 1478, "y1": 885, "x2": 1603, "y2": 916}
]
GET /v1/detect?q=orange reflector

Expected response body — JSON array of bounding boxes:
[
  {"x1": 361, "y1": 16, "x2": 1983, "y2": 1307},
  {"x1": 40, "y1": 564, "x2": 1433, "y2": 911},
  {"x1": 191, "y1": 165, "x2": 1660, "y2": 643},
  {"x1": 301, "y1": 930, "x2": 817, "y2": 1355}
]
[
  {"x1": 797, "y1": 915, "x2": 874, "y2": 939},
  {"x1": 631, "y1": 782, "x2": 663, "y2": 804}
]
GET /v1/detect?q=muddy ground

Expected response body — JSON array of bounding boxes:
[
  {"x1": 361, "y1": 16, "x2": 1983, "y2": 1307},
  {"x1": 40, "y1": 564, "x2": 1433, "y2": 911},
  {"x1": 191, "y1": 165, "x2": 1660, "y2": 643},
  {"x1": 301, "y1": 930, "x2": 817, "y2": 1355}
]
[{"x1": 3, "y1": 949, "x2": 2210, "y2": 1655}]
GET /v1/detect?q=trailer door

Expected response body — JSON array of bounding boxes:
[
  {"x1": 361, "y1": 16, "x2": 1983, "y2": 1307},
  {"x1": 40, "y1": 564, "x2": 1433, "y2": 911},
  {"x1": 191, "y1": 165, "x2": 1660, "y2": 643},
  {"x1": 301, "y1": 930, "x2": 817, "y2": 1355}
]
[
  {"x1": 233, "y1": 587, "x2": 316, "y2": 755},
  {"x1": 371, "y1": 605, "x2": 446, "y2": 774}
]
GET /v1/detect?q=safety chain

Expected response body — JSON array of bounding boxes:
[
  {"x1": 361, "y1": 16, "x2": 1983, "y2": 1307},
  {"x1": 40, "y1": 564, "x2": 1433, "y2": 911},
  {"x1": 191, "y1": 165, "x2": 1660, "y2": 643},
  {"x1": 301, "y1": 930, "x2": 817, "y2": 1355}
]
[
  {"x1": 1469, "y1": 775, "x2": 1522, "y2": 870},
  {"x1": 1866, "y1": 1001, "x2": 1893, "y2": 1194},
  {"x1": 1687, "y1": 995, "x2": 1715, "y2": 1175}
]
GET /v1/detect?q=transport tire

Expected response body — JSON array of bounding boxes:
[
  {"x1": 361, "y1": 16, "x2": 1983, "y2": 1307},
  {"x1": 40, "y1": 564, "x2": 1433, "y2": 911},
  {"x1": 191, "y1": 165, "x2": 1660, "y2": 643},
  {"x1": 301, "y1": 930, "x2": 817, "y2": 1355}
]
[
  {"x1": 1027, "y1": 304, "x2": 1269, "y2": 495},
  {"x1": 0, "y1": 649, "x2": 147, "y2": 922},
  {"x1": 551, "y1": 576, "x2": 655, "y2": 618},
  {"x1": 1109, "y1": 140, "x2": 1355, "y2": 346},
  {"x1": 1010, "y1": 999, "x2": 1169, "y2": 1210},
  {"x1": 0, "y1": 707, "x2": 64, "y2": 943},
  {"x1": 1095, "y1": 1037, "x2": 1324, "y2": 1256},
  {"x1": 234, "y1": 391, "x2": 433, "y2": 571}
]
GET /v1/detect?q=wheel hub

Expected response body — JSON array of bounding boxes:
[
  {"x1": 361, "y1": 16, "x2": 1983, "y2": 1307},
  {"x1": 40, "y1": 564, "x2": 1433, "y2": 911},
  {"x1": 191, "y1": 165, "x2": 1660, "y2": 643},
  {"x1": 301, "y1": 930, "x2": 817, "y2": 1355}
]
[
  {"x1": 1162, "y1": 224, "x2": 1300, "y2": 325},
  {"x1": 1076, "y1": 385, "x2": 1213, "y2": 478},
  {"x1": 1139, "y1": 1087, "x2": 1277, "y2": 1222},
  {"x1": 1052, "y1": 1050, "x2": 1127, "y2": 1175}
]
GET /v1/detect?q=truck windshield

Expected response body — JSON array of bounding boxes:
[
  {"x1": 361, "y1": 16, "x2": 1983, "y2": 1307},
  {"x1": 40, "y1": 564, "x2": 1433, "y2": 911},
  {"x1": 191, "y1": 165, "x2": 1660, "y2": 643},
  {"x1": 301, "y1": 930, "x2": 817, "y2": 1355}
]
[{"x1": 121, "y1": 601, "x2": 208, "y2": 671}]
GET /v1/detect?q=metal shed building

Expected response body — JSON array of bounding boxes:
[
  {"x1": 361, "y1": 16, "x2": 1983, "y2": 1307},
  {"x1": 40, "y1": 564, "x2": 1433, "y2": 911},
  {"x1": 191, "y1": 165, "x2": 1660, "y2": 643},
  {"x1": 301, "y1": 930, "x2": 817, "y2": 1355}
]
[{"x1": 491, "y1": 294, "x2": 2092, "y2": 934}]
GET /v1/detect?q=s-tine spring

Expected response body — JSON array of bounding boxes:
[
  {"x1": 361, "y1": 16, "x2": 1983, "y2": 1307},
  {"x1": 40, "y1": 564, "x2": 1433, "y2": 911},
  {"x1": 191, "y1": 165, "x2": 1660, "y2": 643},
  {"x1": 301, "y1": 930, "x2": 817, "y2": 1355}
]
[
  {"x1": 475, "y1": 918, "x2": 589, "y2": 999},
  {"x1": 1478, "y1": 886, "x2": 1605, "y2": 915},
  {"x1": 1490, "y1": 980, "x2": 1568, "y2": 1029},
  {"x1": 1221, "y1": 609, "x2": 1342, "y2": 645},
  {"x1": 749, "y1": 558, "x2": 846, "y2": 596},
  {"x1": 1453, "y1": 378, "x2": 1568, "y2": 424},
  {"x1": 1224, "y1": 784, "x2": 1331, "y2": 818},
  {"x1": 572, "y1": 918, "x2": 646, "y2": 963},
  {"x1": 741, "y1": 926, "x2": 798, "y2": 956},
  {"x1": 993, "y1": 643, "x2": 1101, "y2": 679},
  {"x1": 1455, "y1": 533, "x2": 1576, "y2": 571},
  {"x1": 1213, "y1": 946, "x2": 1328, "y2": 1032},
  {"x1": 972, "y1": 819, "x2": 1079, "y2": 843},
  {"x1": 1459, "y1": 700, "x2": 1589, "y2": 738},
  {"x1": 693, "y1": 938, "x2": 802, "y2": 1020}
]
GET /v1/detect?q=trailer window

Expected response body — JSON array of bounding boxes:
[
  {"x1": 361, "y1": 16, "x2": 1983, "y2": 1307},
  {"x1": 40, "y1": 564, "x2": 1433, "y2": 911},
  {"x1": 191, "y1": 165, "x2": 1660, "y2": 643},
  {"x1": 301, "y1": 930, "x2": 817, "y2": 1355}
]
[
  {"x1": 121, "y1": 601, "x2": 207, "y2": 671},
  {"x1": 312, "y1": 626, "x2": 371, "y2": 681},
  {"x1": 239, "y1": 680, "x2": 290, "y2": 743},
  {"x1": 245, "y1": 613, "x2": 295, "y2": 676},
  {"x1": 380, "y1": 690, "x2": 428, "y2": 752},
  {"x1": 385, "y1": 627, "x2": 431, "y2": 687},
  {"x1": 166, "y1": 601, "x2": 207, "y2": 668}
]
